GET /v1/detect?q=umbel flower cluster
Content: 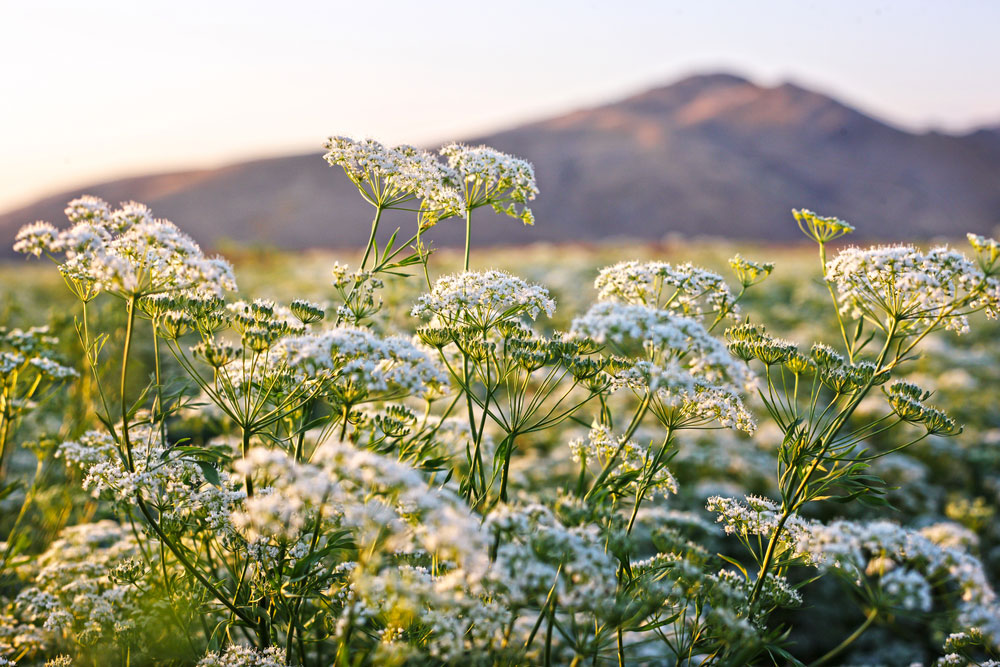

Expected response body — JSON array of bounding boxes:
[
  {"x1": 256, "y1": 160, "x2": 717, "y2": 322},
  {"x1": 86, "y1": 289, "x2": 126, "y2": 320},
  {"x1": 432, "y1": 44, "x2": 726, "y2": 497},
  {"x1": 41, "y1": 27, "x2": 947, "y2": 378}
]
[{"x1": 3, "y1": 139, "x2": 1000, "y2": 667}]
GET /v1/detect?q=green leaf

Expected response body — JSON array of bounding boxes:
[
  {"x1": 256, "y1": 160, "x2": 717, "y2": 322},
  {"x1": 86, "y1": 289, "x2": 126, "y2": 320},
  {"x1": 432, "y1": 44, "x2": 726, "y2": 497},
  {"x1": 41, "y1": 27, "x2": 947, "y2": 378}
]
[
  {"x1": 195, "y1": 461, "x2": 222, "y2": 487},
  {"x1": 717, "y1": 553, "x2": 749, "y2": 579}
]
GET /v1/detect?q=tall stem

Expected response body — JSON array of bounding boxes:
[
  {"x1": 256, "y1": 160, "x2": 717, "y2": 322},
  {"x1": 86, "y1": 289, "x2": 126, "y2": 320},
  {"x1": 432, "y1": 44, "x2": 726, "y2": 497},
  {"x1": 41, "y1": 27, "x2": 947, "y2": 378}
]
[
  {"x1": 120, "y1": 295, "x2": 138, "y2": 470},
  {"x1": 463, "y1": 208, "x2": 473, "y2": 271},
  {"x1": 749, "y1": 319, "x2": 898, "y2": 604},
  {"x1": 809, "y1": 607, "x2": 877, "y2": 667},
  {"x1": 152, "y1": 328, "x2": 165, "y2": 439},
  {"x1": 360, "y1": 206, "x2": 384, "y2": 271},
  {"x1": 585, "y1": 394, "x2": 651, "y2": 500},
  {"x1": 335, "y1": 206, "x2": 384, "y2": 327},
  {"x1": 241, "y1": 426, "x2": 254, "y2": 497},
  {"x1": 820, "y1": 242, "x2": 853, "y2": 362},
  {"x1": 0, "y1": 394, "x2": 12, "y2": 481}
]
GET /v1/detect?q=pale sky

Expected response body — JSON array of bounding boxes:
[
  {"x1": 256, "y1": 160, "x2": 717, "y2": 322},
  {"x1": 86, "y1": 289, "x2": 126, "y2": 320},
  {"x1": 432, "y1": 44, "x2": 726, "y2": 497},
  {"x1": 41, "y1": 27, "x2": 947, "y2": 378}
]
[{"x1": 2, "y1": 0, "x2": 999, "y2": 212}]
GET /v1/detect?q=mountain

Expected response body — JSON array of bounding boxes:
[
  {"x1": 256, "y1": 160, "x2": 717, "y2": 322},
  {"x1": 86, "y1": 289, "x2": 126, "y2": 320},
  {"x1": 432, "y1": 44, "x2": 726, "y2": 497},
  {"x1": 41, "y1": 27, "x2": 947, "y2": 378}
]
[{"x1": 4, "y1": 73, "x2": 1000, "y2": 255}]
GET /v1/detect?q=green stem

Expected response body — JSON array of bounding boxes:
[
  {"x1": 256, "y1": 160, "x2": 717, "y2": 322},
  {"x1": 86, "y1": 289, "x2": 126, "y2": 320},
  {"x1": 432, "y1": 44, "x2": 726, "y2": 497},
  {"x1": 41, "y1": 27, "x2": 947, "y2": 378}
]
[
  {"x1": 497, "y1": 431, "x2": 517, "y2": 504},
  {"x1": 544, "y1": 597, "x2": 556, "y2": 667},
  {"x1": 820, "y1": 242, "x2": 854, "y2": 362},
  {"x1": 120, "y1": 295, "x2": 138, "y2": 470},
  {"x1": 0, "y1": 396, "x2": 11, "y2": 482},
  {"x1": 809, "y1": 607, "x2": 877, "y2": 667},
  {"x1": 360, "y1": 206, "x2": 384, "y2": 271},
  {"x1": 241, "y1": 426, "x2": 254, "y2": 497},
  {"x1": 464, "y1": 208, "x2": 473, "y2": 271},
  {"x1": 749, "y1": 319, "x2": 898, "y2": 605},
  {"x1": 0, "y1": 457, "x2": 42, "y2": 570},
  {"x1": 585, "y1": 394, "x2": 651, "y2": 500},
  {"x1": 151, "y1": 327, "x2": 169, "y2": 444}
]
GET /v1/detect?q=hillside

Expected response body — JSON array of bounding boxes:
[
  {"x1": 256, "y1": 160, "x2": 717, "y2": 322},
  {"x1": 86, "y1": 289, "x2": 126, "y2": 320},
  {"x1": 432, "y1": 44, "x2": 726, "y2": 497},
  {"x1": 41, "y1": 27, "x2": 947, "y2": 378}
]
[{"x1": 4, "y1": 73, "x2": 1000, "y2": 254}]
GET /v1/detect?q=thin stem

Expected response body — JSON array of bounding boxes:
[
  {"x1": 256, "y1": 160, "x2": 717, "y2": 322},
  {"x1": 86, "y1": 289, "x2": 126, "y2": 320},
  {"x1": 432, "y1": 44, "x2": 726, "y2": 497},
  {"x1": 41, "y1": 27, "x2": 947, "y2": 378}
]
[
  {"x1": 749, "y1": 319, "x2": 898, "y2": 605},
  {"x1": 241, "y1": 426, "x2": 254, "y2": 498},
  {"x1": 360, "y1": 206, "x2": 384, "y2": 271},
  {"x1": 809, "y1": 607, "x2": 877, "y2": 667},
  {"x1": 820, "y1": 242, "x2": 854, "y2": 362},
  {"x1": 152, "y1": 326, "x2": 164, "y2": 438},
  {"x1": 120, "y1": 295, "x2": 138, "y2": 470},
  {"x1": 585, "y1": 394, "x2": 651, "y2": 500},
  {"x1": 464, "y1": 208, "x2": 473, "y2": 271},
  {"x1": 544, "y1": 597, "x2": 556, "y2": 667}
]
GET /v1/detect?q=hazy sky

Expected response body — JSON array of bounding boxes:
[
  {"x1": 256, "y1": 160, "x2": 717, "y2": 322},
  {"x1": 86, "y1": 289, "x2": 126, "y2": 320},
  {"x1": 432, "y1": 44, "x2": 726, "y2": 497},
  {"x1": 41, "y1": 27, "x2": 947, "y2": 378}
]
[{"x1": 2, "y1": 0, "x2": 999, "y2": 211}]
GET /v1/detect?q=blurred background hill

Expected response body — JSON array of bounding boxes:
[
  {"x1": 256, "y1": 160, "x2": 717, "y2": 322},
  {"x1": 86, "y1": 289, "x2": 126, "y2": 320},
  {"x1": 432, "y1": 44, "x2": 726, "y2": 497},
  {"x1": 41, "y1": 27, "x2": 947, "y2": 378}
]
[{"x1": 3, "y1": 71, "x2": 1000, "y2": 254}]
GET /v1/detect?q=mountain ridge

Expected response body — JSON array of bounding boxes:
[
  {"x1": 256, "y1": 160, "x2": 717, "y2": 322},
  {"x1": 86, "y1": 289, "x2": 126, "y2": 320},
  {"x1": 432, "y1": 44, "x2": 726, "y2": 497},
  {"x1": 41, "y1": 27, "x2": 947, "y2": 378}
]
[{"x1": 4, "y1": 72, "x2": 999, "y2": 255}]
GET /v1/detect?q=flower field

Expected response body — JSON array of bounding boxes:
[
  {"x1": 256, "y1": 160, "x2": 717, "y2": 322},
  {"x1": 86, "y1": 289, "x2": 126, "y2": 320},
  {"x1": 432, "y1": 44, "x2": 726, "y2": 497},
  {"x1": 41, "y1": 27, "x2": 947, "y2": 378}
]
[{"x1": 1, "y1": 138, "x2": 999, "y2": 666}]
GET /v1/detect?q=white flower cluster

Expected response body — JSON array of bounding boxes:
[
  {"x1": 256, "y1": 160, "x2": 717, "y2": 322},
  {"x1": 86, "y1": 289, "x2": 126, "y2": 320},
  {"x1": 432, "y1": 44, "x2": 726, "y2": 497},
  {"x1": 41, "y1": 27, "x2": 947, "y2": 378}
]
[
  {"x1": 57, "y1": 424, "x2": 243, "y2": 529},
  {"x1": 323, "y1": 136, "x2": 465, "y2": 217},
  {"x1": 825, "y1": 241, "x2": 1000, "y2": 333},
  {"x1": 711, "y1": 568, "x2": 803, "y2": 612},
  {"x1": 231, "y1": 447, "x2": 336, "y2": 546},
  {"x1": 411, "y1": 270, "x2": 556, "y2": 328},
  {"x1": 273, "y1": 326, "x2": 448, "y2": 399},
  {"x1": 569, "y1": 423, "x2": 677, "y2": 498},
  {"x1": 13, "y1": 196, "x2": 237, "y2": 299},
  {"x1": 571, "y1": 302, "x2": 750, "y2": 387},
  {"x1": 196, "y1": 645, "x2": 289, "y2": 667},
  {"x1": 707, "y1": 495, "x2": 817, "y2": 560},
  {"x1": 595, "y1": 260, "x2": 737, "y2": 318},
  {"x1": 486, "y1": 503, "x2": 618, "y2": 612},
  {"x1": 234, "y1": 441, "x2": 489, "y2": 578},
  {"x1": 712, "y1": 495, "x2": 1000, "y2": 643},
  {"x1": 330, "y1": 262, "x2": 383, "y2": 322},
  {"x1": 345, "y1": 564, "x2": 506, "y2": 663},
  {"x1": 571, "y1": 301, "x2": 755, "y2": 431},
  {"x1": 796, "y1": 519, "x2": 1000, "y2": 640},
  {"x1": 629, "y1": 552, "x2": 766, "y2": 645},
  {"x1": 920, "y1": 521, "x2": 980, "y2": 550},
  {"x1": 0, "y1": 326, "x2": 76, "y2": 381},
  {"x1": 620, "y1": 360, "x2": 757, "y2": 432},
  {"x1": 440, "y1": 143, "x2": 537, "y2": 226},
  {"x1": 879, "y1": 567, "x2": 933, "y2": 611},
  {"x1": 318, "y1": 440, "x2": 489, "y2": 573},
  {"x1": 11, "y1": 521, "x2": 143, "y2": 650}
]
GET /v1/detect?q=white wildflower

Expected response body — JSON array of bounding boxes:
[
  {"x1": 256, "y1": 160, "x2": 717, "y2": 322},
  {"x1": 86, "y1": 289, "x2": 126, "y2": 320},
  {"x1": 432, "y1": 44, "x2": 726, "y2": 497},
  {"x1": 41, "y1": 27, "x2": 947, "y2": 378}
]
[
  {"x1": 411, "y1": 270, "x2": 555, "y2": 327},
  {"x1": 595, "y1": 260, "x2": 737, "y2": 318},
  {"x1": 569, "y1": 423, "x2": 677, "y2": 498},
  {"x1": 13, "y1": 196, "x2": 237, "y2": 300},
  {"x1": 440, "y1": 143, "x2": 537, "y2": 226},
  {"x1": 196, "y1": 645, "x2": 289, "y2": 667},
  {"x1": 323, "y1": 136, "x2": 464, "y2": 217},
  {"x1": 273, "y1": 326, "x2": 449, "y2": 399},
  {"x1": 826, "y1": 243, "x2": 999, "y2": 332}
]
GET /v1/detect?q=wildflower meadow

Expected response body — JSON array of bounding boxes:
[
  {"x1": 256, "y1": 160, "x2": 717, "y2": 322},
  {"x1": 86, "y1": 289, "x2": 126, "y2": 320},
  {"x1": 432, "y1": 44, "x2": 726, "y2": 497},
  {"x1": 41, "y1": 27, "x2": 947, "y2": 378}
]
[{"x1": 2, "y1": 137, "x2": 1000, "y2": 666}]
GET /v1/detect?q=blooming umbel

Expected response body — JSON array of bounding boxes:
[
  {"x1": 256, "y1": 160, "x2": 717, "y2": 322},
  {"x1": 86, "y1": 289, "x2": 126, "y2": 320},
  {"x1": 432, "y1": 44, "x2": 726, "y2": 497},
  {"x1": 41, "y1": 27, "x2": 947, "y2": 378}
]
[
  {"x1": 440, "y1": 143, "x2": 537, "y2": 226},
  {"x1": 825, "y1": 242, "x2": 1000, "y2": 333},
  {"x1": 323, "y1": 136, "x2": 464, "y2": 217},
  {"x1": 411, "y1": 269, "x2": 556, "y2": 328},
  {"x1": 440, "y1": 143, "x2": 538, "y2": 270},
  {"x1": 571, "y1": 302, "x2": 752, "y2": 389},
  {"x1": 273, "y1": 326, "x2": 449, "y2": 399},
  {"x1": 13, "y1": 196, "x2": 236, "y2": 300},
  {"x1": 594, "y1": 260, "x2": 738, "y2": 319},
  {"x1": 196, "y1": 645, "x2": 289, "y2": 667},
  {"x1": 569, "y1": 423, "x2": 678, "y2": 499}
]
